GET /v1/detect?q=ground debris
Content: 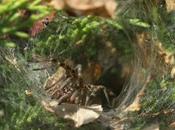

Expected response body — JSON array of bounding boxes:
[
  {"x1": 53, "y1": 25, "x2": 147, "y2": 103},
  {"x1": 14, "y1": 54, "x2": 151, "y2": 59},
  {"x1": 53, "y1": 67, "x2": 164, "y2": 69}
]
[
  {"x1": 49, "y1": 0, "x2": 117, "y2": 18},
  {"x1": 42, "y1": 100, "x2": 102, "y2": 127},
  {"x1": 166, "y1": 0, "x2": 175, "y2": 12}
]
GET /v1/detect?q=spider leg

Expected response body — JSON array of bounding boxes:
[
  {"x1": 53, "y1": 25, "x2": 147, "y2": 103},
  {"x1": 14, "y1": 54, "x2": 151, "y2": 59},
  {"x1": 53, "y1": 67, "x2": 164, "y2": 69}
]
[
  {"x1": 85, "y1": 95, "x2": 90, "y2": 106},
  {"x1": 57, "y1": 93, "x2": 70, "y2": 104},
  {"x1": 74, "y1": 64, "x2": 82, "y2": 78},
  {"x1": 103, "y1": 87, "x2": 111, "y2": 107},
  {"x1": 59, "y1": 77, "x2": 72, "y2": 90},
  {"x1": 70, "y1": 90, "x2": 79, "y2": 102}
]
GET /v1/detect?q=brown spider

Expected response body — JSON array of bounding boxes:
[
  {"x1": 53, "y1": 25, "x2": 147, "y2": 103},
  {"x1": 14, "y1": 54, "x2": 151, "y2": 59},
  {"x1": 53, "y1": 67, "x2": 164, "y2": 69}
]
[{"x1": 43, "y1": 62, "x2": 110, "y2": 106}]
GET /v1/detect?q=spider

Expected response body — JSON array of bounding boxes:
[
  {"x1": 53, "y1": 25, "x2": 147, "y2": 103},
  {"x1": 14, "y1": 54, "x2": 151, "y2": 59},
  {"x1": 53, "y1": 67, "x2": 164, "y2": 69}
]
[{"x1": 43, "y1": 62, "x2": 111, "y2": 106}]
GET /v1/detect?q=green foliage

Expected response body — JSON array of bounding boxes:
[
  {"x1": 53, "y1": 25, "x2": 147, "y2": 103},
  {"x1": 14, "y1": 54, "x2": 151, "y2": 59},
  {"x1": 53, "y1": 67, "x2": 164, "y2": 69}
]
[
  {"x1": 128, "y1": 75, "x2": 175, "y2": 130},
  {"x1": 141, "y1": 75, "x2": 175, "y2": 113},
  {"x1": 128, "y1": 18, "x2": 150, "y2": 28},
  {"x1": 115, "y1": 1, "x2": 175, "y2": 129},
  {"x1": 0, "y1": 6, "x2": 50, "y2": 127},
  {"x1": 117, "y1": 0, "x2": 175, "y2": 54},
  {"x1": 0, "y1": 51, "x2": 65, "y2": 130},
  {"x1": 31, "y1": 12, "x2": 133, "y2": 62},
  {"x1": 1, "y1": 0, "x2": 175, "y2": 130},
  {"x1": 0, "y1": 0, "x2": 50, "y2": 47}
]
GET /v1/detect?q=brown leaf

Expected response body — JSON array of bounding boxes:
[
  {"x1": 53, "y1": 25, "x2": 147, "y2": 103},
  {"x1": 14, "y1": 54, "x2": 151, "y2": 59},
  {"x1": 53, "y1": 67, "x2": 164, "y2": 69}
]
[
  {"x1": 142, "y1": 123, "x2": 159, "y2": 130},
  {"x1": 104, "y1": 0, "x2": 117, "y2": 18},
  {"x1": 124, "y1": 102, "x2": 141, "y2": 112},
  {"x1": 124, "y1": 75, "x2": 151, "y2": 112},
  {"x1": 49, "y1": 0, "x2": 117, "y2": 18},
  {"x1": 49, "y1": 0, "x2": 65, "y2": 10},
  {"x1": 166, "y1": 0, "x2": 175, "y2": 12},
  {"x1": 42, "y1": 100, "x2": 103, "y2": 127},
  {"x1": 65, "y1": 0, "x2": 109, "y2": 17},
  {"x1": 65, "y1": 0, "x2": 104, "y2": 11},
  {"x1": 170, "y1": 121, "x2": 175, "y2": 128},
  {"x1": 171, "y1": 67, "x2": 175, "y2": 78},
  {"x1": 30, "y1": 12, "x2": 56, "y2": 37}
]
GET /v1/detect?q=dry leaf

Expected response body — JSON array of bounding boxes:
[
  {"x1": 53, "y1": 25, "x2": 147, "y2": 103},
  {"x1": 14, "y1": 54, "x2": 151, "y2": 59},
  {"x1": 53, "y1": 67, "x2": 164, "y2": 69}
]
[
  {"x1": 65, "y1": 0, "x2": 104, "y2": 11},
  {"x1": 142, "y1": 123, "x2": 159, "y2": 130},
  {"x1": 30, "y1": 12, "x2": 56, "y2": 37},
  {"x1": 49, "y1": 0, "x2": 65, "y2": 10},
  {"x1": 42, "y1": 100, "x2": 103, "y2": 127},
  {"x1": 104, "y1": 0, "x2": 117, "y2": 18},
  {"x1": 170, "y1": 121, "x2": 175, "y2": 128},
  {"x1": 124, "y1": 102, "x2": 141, "y2": 112},
  {"x1": 49, "y1": 0, "x2": 117, "y2": 18},
  {"x1": 65, "y1": 0, "x2": 109, "y2": 17},
  {"x1": 171, "y1": 67, "x2": 175, "y2": 78},
  {"x1": 166, "y1": 0, "x2": 175, "y2": 12},
  {"x1": 124, "y1": 75, "x2": 151, "y2": 112}
]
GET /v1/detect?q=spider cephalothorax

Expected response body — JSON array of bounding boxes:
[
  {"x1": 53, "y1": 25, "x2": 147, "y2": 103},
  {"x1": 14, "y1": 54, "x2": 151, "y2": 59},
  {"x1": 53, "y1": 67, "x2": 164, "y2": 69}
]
[{"x1": 43, "y1": 62, "x2": 109, "y2": 106}]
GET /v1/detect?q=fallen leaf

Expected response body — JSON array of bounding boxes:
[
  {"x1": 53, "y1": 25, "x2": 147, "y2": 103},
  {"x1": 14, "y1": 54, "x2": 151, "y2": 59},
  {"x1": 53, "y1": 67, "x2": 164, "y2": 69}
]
[
  {"x1": 49, "y1": 0, "x2": 65, "y2": 10},
  {"x1": 49, "y1": 0, "x2": 117, "y2": 18},
  {"x1": 65, "y1": 0, "x2": 104, "y2": 11},
  {"x1": 166, "y1": 0, "x2": 175, "y2": 12},
  {"x1": 104, "y1": 0, "x2": 117, "y2": 18},
  {"x1": 124, "y1": 102, "x2": 141, "y2": 112},
  {"x1": 124, "y1": 75, "x2": 151, "y2": 112},
  {"x1": 42, "y1": 100, "x2": 103, "y2": 127},
  {"x1": 142, "y1": 123, "x2": 159, "y2": 130},
  {"x1": 170, "y1": 121, "x2": 175, "y2": 128},
  {"x1": 65, "y1": 0, "x2": 109, "y2": 17},
  {"x1": 171, "y1": 67, "x2": 175, "y2": 78},
  {"x1": 30, "y1": 12, "x2": 56, "y2": 37}
]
